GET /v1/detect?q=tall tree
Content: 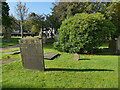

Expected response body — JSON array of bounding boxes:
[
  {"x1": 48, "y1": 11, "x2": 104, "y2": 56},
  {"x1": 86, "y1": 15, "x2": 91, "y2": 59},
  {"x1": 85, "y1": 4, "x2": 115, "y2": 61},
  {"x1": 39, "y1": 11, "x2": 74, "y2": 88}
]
[
  {"x1": 1, "y1": 1, "x2": 12, "y2": 42},
  {"x1": 15, "y1": 1, "x2": 28, "y2": 38}
]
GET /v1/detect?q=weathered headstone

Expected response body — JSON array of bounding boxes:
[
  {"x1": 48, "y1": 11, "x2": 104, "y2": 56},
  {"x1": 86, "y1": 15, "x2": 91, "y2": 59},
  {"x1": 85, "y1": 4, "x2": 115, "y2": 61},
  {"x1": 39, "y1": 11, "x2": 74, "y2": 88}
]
[
  {"x1": 109, "y1": 36, "x2": 120, "y2": 55},
  {"x1": 19, "y1": 37, "x2": 44, "y2": 71},
  {"x1": 109, "y1": 40, "x2": 116, "y2": 53},
  {"x1": 42, "y1": 34, "x2": 47, "y2": 44},
  {"x1": 116, "y1": 36, "x2": 120, "y2": 54},
  {"x1": 73, "y1": 53, "x2": 80, "y2": 60},
  {"x1": 54, "y1": 33, "x2": 58, "y2": 42}
]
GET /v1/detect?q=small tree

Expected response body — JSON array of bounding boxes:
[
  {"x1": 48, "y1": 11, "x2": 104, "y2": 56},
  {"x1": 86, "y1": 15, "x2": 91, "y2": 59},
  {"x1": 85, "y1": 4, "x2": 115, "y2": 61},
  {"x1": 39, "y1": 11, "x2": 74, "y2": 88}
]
[
  {"x1": 15, "y1": 0, "x2": 28, "y2": 38},
  {"x1": 54, "y1": 13, "x2": 116, "y2": 54}
]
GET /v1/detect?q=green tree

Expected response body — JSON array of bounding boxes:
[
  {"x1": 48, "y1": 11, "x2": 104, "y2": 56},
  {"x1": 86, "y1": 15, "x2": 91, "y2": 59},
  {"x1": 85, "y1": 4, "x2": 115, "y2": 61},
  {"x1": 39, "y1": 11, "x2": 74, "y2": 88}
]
[
  {"x1": 1, "y1": 1, "x2": 12, "y2": 42},
  {"x1": 54, "y1": 13, "x2": 116, "y2": 54},
  {"x1": 104, "y1": 2, "x2": 120, "y2": 38}
]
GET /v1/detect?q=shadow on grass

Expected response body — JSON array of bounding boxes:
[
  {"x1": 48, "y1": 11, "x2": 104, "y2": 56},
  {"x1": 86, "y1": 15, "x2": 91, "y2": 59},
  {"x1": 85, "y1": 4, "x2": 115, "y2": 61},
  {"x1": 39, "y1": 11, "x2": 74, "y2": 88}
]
[
  {"x1": 79, "y1": 58, "x2": 91, "y2": 60},
  {"x1": 45, "y1": 68, "x2": 114, "y2": 72}
]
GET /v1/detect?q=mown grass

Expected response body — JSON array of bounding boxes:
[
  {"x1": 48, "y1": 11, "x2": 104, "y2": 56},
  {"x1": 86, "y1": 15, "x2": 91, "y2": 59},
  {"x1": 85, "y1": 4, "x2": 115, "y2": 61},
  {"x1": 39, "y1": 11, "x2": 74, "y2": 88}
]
[
  {"x1": 1, "y1": 37, "x2": 21, "y2": 48},
  {"x1": 2, "y1": 43, "x2": 118, "y2": 88}
]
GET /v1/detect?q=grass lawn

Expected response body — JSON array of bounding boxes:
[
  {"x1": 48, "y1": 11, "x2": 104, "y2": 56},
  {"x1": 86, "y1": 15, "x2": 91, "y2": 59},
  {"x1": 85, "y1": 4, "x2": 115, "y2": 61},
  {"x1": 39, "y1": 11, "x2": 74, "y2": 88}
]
[
  {"x1": 1, "y1": 38, "x2": 118, "y2": 88},
  {"x1": 0, "y1": 37, "x2": 21, "y2": 48}
]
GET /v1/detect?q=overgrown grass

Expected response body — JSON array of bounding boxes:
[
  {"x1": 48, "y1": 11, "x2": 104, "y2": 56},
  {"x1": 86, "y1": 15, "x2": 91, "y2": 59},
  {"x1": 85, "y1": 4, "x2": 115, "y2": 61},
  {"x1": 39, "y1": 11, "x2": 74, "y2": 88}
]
[{"x1": 2, "y1": 43, "x2": 118, "y2": 88}]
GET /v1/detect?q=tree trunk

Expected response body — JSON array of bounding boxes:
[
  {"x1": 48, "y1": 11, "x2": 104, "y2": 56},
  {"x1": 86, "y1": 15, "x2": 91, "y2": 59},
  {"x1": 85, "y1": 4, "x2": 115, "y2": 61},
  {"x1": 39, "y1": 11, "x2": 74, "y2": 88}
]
[
  {"x1": 21, "y1": 22, "x2": 23, "y2": 38},
  {"x1": 20, "y1": 19, "x2": 23, "y2": 38}
]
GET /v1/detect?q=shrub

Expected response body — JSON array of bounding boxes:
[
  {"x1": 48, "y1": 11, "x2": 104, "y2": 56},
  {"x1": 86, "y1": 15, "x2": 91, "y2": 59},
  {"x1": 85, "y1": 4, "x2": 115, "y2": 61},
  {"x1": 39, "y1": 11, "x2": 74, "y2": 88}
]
[{"x1": 54, "y1": 13, "x2": 116, "y2": 53}]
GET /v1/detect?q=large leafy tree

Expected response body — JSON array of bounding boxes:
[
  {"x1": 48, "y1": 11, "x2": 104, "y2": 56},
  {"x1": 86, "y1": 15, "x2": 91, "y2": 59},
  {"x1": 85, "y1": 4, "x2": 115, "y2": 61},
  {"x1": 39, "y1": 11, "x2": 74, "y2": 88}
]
[
  {"x1": 1, "y1": 1, "x2": 12, "y2": 42},
  {"x1": 54, "y1": 13, "x2": 116, "y2": 53}
]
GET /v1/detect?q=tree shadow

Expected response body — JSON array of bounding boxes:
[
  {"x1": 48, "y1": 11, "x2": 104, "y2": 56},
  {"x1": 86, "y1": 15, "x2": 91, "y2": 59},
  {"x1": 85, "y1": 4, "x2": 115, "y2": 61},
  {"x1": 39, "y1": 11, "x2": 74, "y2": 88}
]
[
  {"x1": 45, "y1": 68, "x2": 114, "y2": 72},
  {"x1": 84, "y1": 48, "x2": 119, "y2": 56}
]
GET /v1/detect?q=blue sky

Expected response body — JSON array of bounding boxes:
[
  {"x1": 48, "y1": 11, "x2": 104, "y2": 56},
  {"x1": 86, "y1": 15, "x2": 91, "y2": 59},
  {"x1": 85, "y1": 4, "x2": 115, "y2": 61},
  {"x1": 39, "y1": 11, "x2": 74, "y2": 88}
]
[{"x1": 7, "y1": 2, "x2": 54, "y2": 19}]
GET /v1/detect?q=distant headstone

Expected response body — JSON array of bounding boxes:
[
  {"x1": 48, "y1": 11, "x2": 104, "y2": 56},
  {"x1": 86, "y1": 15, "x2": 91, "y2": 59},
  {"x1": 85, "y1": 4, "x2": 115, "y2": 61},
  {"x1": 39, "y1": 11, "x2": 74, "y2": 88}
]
[
  {"x1": 109, "y1": 36, "x2": 120, "y2": 55},
  {"x1": 116, "y1": 36, "x2": 120, "y2": 54},
  {"x1": 19, "y1": 37, "x2": 44, "y2": 71},
  {"x1": 73, "y1": 53, "x2": 80, "y2": 60},
  {"x1": 109, "y1": 40, "x2": 116, "y2": 53},
  {"x1": 54, "y1": 33, "x2": 58, "y2": 42},
  {"x1": 42, "y1": 34, "x2": 47, "y2": 44}
]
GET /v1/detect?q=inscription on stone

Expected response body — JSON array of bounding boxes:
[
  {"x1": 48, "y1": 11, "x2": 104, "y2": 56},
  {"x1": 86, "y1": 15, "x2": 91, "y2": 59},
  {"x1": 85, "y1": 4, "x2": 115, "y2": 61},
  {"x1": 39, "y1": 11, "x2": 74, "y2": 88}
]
[{"x1": 19, "y1": 37, "x2": 44, "y2": 71}]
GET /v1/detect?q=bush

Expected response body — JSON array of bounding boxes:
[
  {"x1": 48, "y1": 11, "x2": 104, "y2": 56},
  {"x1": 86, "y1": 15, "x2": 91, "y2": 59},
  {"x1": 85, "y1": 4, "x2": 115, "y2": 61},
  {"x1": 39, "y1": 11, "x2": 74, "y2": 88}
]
[{"x1": 54, "y1": 13, "x2": 116, "y2": 53}]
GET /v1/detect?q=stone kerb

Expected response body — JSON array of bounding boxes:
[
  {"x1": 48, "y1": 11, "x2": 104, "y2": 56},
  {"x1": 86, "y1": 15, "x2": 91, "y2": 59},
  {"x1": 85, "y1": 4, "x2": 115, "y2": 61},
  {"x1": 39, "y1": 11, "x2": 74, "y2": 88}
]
[{"x1": 19, "y1": 37, "x2": 45, "y2": 71}]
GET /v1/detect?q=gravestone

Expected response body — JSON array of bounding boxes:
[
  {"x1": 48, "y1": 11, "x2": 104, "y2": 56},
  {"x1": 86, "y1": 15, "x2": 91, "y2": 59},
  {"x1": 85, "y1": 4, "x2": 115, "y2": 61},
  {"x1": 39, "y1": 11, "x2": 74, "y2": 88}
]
[
  {"x1": 109, "y1": 40, "x2": 116, "y2": 53},
  {"x1": 44, "y1": 52, "x2": 59, "y2": 60},
  {"x1": 109, "y1": 36, "x2": 120, "y2": 55},
  {"x1": 42, "y1": 34, "x2": 47, "y2": 44},
  {"x1": 19, "y1": 37, "x2": 44, "y2": 71},
  {"x1": 54, "y1": 33, "x2": 58, "y2": 42},
  {"x1": 73, "y1": 53, "x2": 80, "y2": 60},
  {"x1": 116, "y1": 36, "x2": 120, "y2": 54}
]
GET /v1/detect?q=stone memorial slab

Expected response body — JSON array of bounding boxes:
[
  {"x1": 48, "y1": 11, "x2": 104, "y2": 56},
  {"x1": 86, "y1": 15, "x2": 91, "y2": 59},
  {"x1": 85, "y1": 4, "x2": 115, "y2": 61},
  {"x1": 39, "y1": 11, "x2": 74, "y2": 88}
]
[
  {"x1": 19, "y1": 37, "x2": 44, "y2": 71},
  {"x1": 44, "y1": 53, "x2": 59, "y2": 60},
  {"x1": 42, "y1": 34, "x2": 47, "y2": 44},
  {"x1": 116, "y1": 36, "x2": 120, "y2": 54},
  {"x1": 73, "y1": 53, "x2": 80, "y2": 60}
]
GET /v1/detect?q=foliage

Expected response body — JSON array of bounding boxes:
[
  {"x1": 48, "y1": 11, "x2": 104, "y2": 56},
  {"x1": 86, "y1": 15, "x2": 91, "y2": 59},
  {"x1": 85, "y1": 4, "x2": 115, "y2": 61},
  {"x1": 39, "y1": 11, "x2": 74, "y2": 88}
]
[
  {"x1": 24, "y1": 12, "x2": 45, "y2": 35},
  {"x1": 45, "y1": 14, "x2": 60, "y2": 31},
  {"x1": 1, "y1": 2, "x2": 11, "y2": 28},
  {"x1": 9, "y1": 15, "x2": 20, "y2": 31},
  {"x1": 104, "y1": 2, "x2": 120, "y2": 38},
  {"x1": 51, "y1": 2, "x2": 120, "y2": 38},
  {"x1": 1, "y1": 2, "x2": 12, "y2": 42},
  {"x1": 51, "y1": 2, "x2": 107, "y2": 30},
  {"x1": 54, "y1": 13, "x2": 116, "y2": 53}
]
